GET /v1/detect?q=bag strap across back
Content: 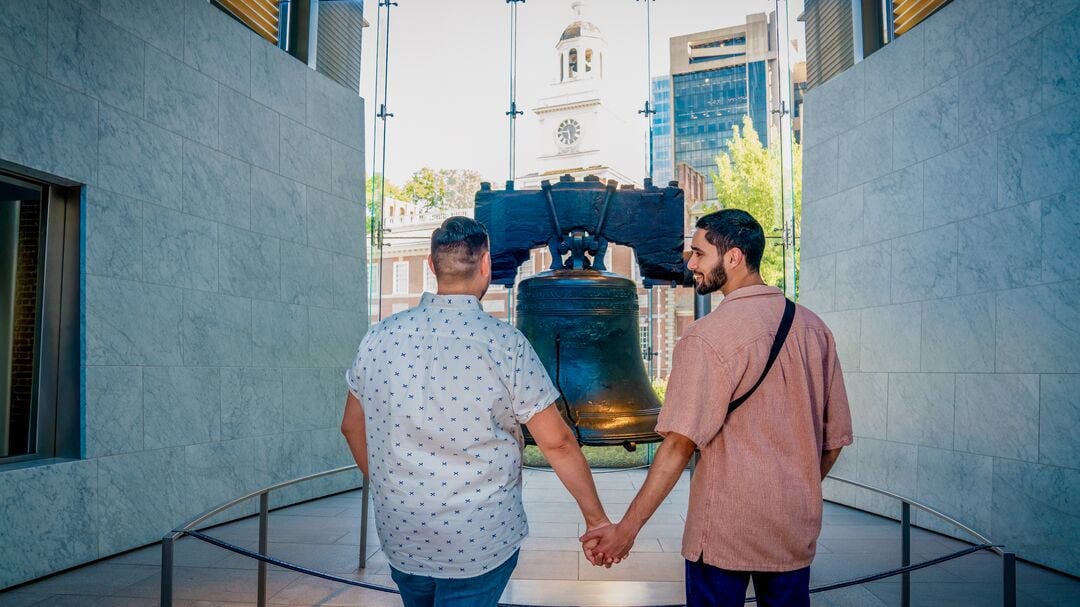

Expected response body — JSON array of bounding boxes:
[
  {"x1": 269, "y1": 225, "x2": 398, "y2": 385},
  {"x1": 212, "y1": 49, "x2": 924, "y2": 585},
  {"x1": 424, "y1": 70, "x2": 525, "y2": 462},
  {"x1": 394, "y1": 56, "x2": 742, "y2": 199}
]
[{"x1": 726, "y1": 298, "x2": 796, "y2": 416}]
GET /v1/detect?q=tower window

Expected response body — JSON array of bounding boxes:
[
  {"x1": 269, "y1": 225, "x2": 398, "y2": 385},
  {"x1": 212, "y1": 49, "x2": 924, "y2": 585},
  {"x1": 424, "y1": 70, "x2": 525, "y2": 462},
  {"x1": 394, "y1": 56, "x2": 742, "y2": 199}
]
[
  {"x1": 585, "y1": 49, "x2": 592, "y2": 72},
  {"x1": 568, "y1": 48, "x2": 578, "y2": 76},
  {"x1": 560, "y1": 53, "x2": 564, "y2": 82}
]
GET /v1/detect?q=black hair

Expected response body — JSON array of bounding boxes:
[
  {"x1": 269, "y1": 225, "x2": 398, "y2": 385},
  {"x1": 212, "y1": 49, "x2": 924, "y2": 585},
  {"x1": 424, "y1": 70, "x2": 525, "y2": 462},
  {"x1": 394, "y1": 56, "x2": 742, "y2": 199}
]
[
  {"x1": 695, "y1": 209, "x2": 765, "y2": 272},
  {"x1": 430, "y1": 216, "x2": 489, "y2": 280}
]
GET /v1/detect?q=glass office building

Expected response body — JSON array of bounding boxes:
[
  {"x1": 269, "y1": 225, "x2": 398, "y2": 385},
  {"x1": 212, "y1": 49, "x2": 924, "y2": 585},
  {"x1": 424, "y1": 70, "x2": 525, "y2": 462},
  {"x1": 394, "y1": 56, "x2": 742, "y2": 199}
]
[{"x1": 650, "y1": 76, "x2": 673, "y2": 187}]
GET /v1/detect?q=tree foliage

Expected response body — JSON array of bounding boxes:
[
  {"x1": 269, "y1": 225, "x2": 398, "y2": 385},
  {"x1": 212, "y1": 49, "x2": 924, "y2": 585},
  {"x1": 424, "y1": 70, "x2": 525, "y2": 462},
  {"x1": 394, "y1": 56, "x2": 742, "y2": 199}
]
[
  {"x1": 366, "y1": 172, "x2": 402, "y2": 219},
  {"x1": 709, "y1": 116, "x2": 802, "y2": 290},
  {"x1": 401, "y1": 168, "x2": 486, "y2": 210}
]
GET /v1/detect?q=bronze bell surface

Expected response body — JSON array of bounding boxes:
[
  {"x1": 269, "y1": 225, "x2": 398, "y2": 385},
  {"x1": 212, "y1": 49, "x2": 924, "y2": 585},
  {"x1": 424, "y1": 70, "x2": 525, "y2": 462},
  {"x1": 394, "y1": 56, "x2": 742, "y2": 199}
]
[{"x1": 516, "y1": 268, "x2": 662, "y2": 449}]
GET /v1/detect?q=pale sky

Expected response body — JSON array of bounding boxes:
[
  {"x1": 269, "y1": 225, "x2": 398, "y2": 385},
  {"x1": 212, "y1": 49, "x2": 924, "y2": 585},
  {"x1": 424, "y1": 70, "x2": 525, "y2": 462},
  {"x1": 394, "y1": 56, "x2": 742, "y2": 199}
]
[{"x1": 359, "y1": 0, "x2": 805, "y2": 185}]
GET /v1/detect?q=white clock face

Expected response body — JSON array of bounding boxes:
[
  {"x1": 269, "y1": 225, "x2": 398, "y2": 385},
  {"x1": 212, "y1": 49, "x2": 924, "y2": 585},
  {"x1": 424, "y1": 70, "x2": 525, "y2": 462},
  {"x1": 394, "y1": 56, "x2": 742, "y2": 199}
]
[{"x1": 556, "y1": 119, "x2": 582, "y2": 146}]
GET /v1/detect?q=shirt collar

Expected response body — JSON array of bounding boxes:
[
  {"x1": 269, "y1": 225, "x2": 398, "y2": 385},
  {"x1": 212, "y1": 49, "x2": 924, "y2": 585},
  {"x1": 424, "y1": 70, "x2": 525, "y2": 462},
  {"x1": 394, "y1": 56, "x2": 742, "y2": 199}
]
[
  {"x1": 720, "y1": 284, "x2": 785, "y2": 304},
  {"x1": 419, "y1": 291, "x2": 483, "y2": 310}
]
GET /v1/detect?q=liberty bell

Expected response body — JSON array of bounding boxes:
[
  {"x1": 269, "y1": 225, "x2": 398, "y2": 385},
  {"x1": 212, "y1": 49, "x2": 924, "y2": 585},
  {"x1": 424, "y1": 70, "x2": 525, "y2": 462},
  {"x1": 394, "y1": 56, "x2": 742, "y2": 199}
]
[{"x1": 475, "y1": 176, "x2": 688, "y2": 449}]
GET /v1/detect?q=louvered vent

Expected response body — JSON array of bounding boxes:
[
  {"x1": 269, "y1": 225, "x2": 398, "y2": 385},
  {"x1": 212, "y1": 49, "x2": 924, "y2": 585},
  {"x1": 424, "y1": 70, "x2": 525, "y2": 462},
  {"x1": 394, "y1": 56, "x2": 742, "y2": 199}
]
[
  {"x1": 893, "y1": 0, "x2": 952, "y2": 36},
  {"x1": 316, "y1": 0, "x2": 366, "y2": 92},
  {"x1": 215, "y1": 0, "x2": 280, "y2": 44},
  {"x1": 802, "y1": 0, "x2": 854, "y2": 90}
]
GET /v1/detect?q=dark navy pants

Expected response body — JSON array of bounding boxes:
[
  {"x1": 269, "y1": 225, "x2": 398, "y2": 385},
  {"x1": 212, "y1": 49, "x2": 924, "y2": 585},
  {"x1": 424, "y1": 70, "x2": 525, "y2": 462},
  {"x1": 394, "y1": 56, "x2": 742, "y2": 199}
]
[{"x1": 685, "y1": 557, "x2": 811, "y2": 607}]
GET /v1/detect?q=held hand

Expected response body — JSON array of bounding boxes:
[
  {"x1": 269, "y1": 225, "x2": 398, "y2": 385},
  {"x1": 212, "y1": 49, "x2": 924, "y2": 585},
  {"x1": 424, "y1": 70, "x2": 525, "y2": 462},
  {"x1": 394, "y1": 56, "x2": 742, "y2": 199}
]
[
  {"x1": 580, "y1": 521, "x2": 636, "y2": 566},
  {"x1": 580, "y1": 520, "x2": 614, "y2": 567}
]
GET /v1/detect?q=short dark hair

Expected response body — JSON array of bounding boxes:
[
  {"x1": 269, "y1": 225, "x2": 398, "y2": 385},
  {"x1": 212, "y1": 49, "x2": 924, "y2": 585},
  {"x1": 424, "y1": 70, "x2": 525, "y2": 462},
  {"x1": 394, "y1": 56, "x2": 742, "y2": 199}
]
[
  {"x1": 430, "y1": 216, "x2": 489, "y2": 281},
  {"x1": 695, "y1": 209, "x2": 765, "y2": 272}
]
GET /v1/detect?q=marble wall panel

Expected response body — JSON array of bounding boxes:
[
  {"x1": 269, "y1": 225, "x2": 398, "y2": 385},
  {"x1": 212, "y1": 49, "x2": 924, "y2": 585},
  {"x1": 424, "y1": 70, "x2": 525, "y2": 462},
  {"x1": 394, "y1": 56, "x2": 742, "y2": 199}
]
[
  {"x1": 281, "y1": 241, "x2": 336, "y2": 308},
  {"x1": 85, "y1": 275, "x2": 183, "y2": 366},
  {"x1": 915, "y1": 447, "x2": 992, "y2": 537},
  {"x1": 182, "y1": 141, "x2": 251, "y2": 228},
  {"x1": 99, "y1": 0, "x2": 184, "y2": 57},
  {"x1": 995, "y1": 0, "x2": 1076, "y2": 48},
  {"x1": 98, "y1": 107, "x2": 182, "y2": 209},
  {"x1": 272, "y1": 430, "x2": 315, "y2": 505},
  {"x1": 221, "y1": 367, "x2": 284, "y2": 440},
  {"x1": 859, "y1": 304, "x2": 921, "y2": 372},
  {"x1": 856, "y1": 438, "x2": 917, "y2": 519},
  {"x1": 819, "y1": 309, "x2": 860, "y2": 371},
  {"x1": 992, "y1": 459, "x2": 1080, "y2": 574},
  {"x1": 960, "y1": 35, "x2": 1042, "y2": 145},
  {"x1": 219, "y1": 86, "x2": 279, "y2": 172},
  {"x1": 47, "y1": 0, "x2": 144, "y2": 116},
  {"x1": 0, "y1": 53, "x2": 98, "y2": 185},
  {"x1": 802, "y1": 138, "x2": 838, "y2": 205},
  {"x1": 835, "y1": 242, "x2": 891, "y2": 310},
  {"x1": 955, "y1": 374, "x2": 1039, "y2": 461},
  {"x1": 893, "y1": 77, "x2": 960, "y2": 169},
  {"x1": 253, "y1": 300, "x2": 310, "y2": 367},
  {"x1": 280, "y1": 117, "x2": 333, "y2": 190},
  {"x1": 0, "y1": 0, "x2": 47, "y2": 74},
  {"x1": 862, "y1": 26, "x2": 924, "y2": 119},
  {"x1": 251, "y1": 168, "x2": 307, "y2": 243},
  {"x1": 844, "y1": 372, "x2": 887, "y2": 440},
  {"x1": 890, "y1": 224, "x2": 957, "y2": 303},
  {"x1": 1042, "y1": 8, "x2": 1080, "y2": 109},
  {"x1": 0, "y1": 460, "x2": 100, "y2": 588},
  {"x1": 862, "y1": 164, "x2": 922, "y2": 242},
  {"x1": 822, "y1": 441, "x2": 859, "y2": 506},
  {"x1": 251, "y1": 37, "x2": 307, "y2": 123},
  {"x1": 800, "y1": 187, "x2": 863, "y2": 259},
  {"x1": 145, "y1": 46, "x2": 217, "y2": 148},
  {"x1": 333, "y1": 251, "x2": 367, "y2": 309},
  {"x1": 305, "y1": 427, "x2": 359, "y2": 497},
  {"x1": 97, "y1": 447, "x2": 188, "y2": 554},
  {"x1": 306, "y1": 68, "x2": 364, "y2": 147},
  {"x1": 837, "y1": 111, "x2": 893, "y2": 191},
  {"x1": 797, "y1": 254, "x2": 835, "y2": 313},
  {"x1": 307, "y1": 189, "x2": 365, "y2": 258},
  {"x1": 998, "y1": 96, "x2": 1080, "y2": 207},
  {"x1": 921, "y1": 0, "x2": 1002, "y2": 88},
  {"x1": 1039, "y1": 375, "x2": 1080, "y2": 468},
  {"x1": 184, "y1": 436, "x2": 278, "y2": 516},
  {"x1": 84, "y1": 365, "x2": 143, "y2": 458},
  {"x1": 922, "y1": 134, "x2": 996, "y2": 228},
  {"x1": 143, "y1": 366, "x2": 221, "y2": 450},
  {"x1": 801, "y1": 62, "x2": 864, "y2": 148},
  {"x1": 142, "y1": 204, "x2": 218, "y2": 291},
  {"x1": 183, "y1": 0, "x2": 252, "y2": 94},
  {"x1": 957, "y1": 201, "x2": 1041, "y2": 295},
  {"x1": 181, "y1": 290, "x2": 252, "y2": 366},
  {"x1": 218, "y1": 225, "x2": 281, "y2": 301},
  {"x1": 331, "y1": 139, "x2": 365, "y2": 203},
  {"x1": 310, "y1": 308, "x2": 366, "y2": 368},
  {"x1": 1041, "y1": 191, "x2": 1080, "y2": 283},
  {"x1": 284, "y1": 368, "x2": 344, "y2": 431},
  {"x1": 996, "y1": 280, "x2": 1080, "y2": 374},
  {"x1": 920, "y1": 294, "x2": 995, "y2": 373},
  {"x1": 85, "y1": 187, "x2": 141, "y2": 281},
  {"x1": 886, "y1": 373, "x2": 954, "y2": 449}
]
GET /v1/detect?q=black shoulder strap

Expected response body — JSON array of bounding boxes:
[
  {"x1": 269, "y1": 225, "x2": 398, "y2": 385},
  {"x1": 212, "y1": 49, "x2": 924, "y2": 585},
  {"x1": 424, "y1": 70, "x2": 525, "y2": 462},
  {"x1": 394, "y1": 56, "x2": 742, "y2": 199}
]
[{"x1": 727, "y1": 298, "x2": 796, "y2": 416}]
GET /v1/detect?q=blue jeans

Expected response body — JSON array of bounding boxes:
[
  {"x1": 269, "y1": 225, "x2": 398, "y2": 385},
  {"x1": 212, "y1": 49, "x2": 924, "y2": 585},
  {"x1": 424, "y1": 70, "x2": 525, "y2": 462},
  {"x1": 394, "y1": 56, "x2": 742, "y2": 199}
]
[
  {"x1": 389, "y1": 550, "x2": 519, "y2": 607},
  {"x1": 685, "y1": 557, "x2": 811, "y2": 607}
]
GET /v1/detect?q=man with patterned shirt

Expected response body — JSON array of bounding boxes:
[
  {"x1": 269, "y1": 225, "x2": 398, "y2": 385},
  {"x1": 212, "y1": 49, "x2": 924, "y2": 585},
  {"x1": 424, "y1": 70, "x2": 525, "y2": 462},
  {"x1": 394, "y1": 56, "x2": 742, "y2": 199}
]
[
  {"x1": 342, "y1": 216, "x2": 610, "y2": 607},
  {"x1": 582, "y1": 210, "x2": 853, "y2": 607}
]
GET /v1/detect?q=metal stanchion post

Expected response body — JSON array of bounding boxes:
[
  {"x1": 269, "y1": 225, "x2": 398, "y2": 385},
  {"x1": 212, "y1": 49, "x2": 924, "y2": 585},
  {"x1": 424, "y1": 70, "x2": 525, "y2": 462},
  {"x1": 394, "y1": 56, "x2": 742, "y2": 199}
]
[
  {"x1": 359, "y1": 475, "x2": 371, "y2": 568},
  {"x1": 1003, "y1": 552, "x2": 1017, "y2": 607},
  {"x1": 258, "y1": 493, "x2": 269, "y2": 607},
  {"x1": 160, "y1": 534, "x2": 175, "y2": 607},
  {"x1": 901, "y1": 502, "x2": 911, "y2": 607}
]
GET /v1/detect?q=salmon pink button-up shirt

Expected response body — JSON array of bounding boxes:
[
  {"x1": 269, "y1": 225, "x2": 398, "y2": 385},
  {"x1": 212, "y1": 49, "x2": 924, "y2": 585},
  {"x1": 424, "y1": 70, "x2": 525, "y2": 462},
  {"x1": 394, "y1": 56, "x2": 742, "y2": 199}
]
[{"x1": 656, "y1": 285, "x2": 853, "y2": 572}]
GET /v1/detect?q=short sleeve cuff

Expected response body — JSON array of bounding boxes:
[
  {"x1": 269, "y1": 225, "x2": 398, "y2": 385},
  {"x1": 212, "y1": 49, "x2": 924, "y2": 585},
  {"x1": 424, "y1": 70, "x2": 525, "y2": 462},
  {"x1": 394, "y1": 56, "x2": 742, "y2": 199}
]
[
  {"x1": 345, "y1": 366, "x2": 363, "y2": 400},
  {"x1": 515, "y1": 390, "x2": 559, "y2": 424},
  {"x1": 655, "y1": 420, "x2": 710, "y2": 449},
  {"x1": 822, "y1": 434, "x2": 853, "y2": 451}
]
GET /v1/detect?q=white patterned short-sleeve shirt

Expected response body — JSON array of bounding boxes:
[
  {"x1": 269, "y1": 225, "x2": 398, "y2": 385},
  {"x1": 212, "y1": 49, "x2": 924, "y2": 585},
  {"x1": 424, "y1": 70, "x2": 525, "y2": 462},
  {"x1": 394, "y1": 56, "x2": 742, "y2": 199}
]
[{"x1": 346, "y1": 292, "x2": 558, "y2": 578}]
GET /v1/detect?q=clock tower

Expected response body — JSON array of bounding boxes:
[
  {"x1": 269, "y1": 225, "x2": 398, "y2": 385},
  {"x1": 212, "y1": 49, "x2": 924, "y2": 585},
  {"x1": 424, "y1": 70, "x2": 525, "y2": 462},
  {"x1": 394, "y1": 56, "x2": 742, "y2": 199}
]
[{"x1": 517, "y1": 0, "x2": 639, "y2": 188}]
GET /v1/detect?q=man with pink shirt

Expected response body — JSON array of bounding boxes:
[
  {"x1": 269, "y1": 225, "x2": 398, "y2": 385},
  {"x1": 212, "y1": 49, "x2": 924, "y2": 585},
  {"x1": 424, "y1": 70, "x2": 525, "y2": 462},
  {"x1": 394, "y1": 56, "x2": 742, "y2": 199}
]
[{"x1": 581, "y1": 209, "x2": 853, "y2": 607}]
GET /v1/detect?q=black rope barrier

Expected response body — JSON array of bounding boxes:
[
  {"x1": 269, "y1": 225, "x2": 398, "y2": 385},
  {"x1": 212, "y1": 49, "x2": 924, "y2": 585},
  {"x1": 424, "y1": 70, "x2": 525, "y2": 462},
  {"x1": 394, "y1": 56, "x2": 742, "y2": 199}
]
[{"x1": 182, "y1": 529, "x2": 998, "y2": 607}]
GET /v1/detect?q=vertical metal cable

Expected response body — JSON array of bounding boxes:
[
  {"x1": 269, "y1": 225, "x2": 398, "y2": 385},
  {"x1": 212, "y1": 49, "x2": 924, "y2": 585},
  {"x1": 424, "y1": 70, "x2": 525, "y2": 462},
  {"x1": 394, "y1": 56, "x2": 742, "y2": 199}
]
[
  {"x1": 374, "y1": 1, "x2": 398, "y2": 321},
  {"x1": 367, "y1": 1, "x2": 384, "y2": 322},
  {"x1": 506, "y1": 0, "x2": 524, "y2": 182},
  {"x1": 637, "y1": 0, "x2": 656, "y2": 180}
]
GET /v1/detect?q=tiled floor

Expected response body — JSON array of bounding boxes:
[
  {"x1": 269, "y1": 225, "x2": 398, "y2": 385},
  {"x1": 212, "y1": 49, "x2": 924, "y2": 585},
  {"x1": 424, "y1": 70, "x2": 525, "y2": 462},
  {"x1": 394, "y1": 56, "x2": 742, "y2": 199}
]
[{"x1": 2, "y1": 469, "x2": 1077, "y2": 606}]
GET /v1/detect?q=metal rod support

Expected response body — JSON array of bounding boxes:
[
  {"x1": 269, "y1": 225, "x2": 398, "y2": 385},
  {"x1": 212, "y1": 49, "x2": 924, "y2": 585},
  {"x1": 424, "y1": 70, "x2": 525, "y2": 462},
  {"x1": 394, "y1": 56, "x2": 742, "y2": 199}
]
[
  {"x1": 160, "y1": 535, "x2": 175, "y2": 607},
  {"x1": 902, "y1": 502, "x2": 911, "y2": 607},
  {"x1": 359, "y1": 475, "x2": 371, "y2": 568},
  {"x1": 258, "y1": 493, "x2": 269, "y2": 607},
  {"x1": 1003, "y1": 552, "x2": 1016, "y2": 607}
]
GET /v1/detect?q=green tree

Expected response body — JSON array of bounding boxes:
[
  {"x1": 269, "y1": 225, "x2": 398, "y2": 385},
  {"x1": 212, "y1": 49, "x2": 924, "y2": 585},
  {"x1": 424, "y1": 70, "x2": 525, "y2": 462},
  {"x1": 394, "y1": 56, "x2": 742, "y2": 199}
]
[
  {"x1": 709, "y1": 116, "x2": 802, "y2": 290},
  {"x1": 366, "y1": 172, "x2": 402, "y2": 219},
  {"x1": 401, "y1": 168, "x2": 486, "y2": 210}
]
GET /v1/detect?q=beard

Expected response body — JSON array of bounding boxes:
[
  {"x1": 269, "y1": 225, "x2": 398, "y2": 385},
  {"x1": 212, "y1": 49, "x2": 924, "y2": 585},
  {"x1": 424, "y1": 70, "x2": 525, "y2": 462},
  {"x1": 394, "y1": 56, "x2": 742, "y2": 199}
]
[{"x1": 694, "y1": 263, "x2": 727, "y2": 295}]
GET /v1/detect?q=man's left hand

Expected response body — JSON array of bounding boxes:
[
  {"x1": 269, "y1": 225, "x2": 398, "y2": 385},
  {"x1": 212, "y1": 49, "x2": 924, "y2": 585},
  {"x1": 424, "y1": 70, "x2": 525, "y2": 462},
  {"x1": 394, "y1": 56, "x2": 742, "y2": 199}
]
[{"x1": 580, "y1": 521, "x2": 636, "y2": 566}]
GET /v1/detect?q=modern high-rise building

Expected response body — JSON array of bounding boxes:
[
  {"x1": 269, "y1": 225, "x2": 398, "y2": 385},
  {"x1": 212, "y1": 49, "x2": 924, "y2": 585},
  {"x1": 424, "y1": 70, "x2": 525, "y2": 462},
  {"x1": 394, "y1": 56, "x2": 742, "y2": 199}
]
[{"x1": 649, "y1": 75, "x2": 673, "y2": 187}]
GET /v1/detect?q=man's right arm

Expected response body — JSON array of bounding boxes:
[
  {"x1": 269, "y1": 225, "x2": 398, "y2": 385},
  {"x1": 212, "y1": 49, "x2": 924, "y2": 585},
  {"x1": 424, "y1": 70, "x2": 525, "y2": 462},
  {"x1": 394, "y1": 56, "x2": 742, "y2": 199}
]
[{"x1": 525, "y1": 406, "x2": 609, "y2": 533}]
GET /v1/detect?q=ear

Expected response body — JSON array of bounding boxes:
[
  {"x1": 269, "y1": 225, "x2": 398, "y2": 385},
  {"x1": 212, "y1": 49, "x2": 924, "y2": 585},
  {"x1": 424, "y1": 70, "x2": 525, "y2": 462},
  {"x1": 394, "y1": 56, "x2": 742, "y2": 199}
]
[
  {"x1": 479, "y1": 251, "x2": 492, "y2": 278},
  {"x1": 725, "y1": 247, "x2": 744, "y2": 268},
  {"x1": 426, "y1": 255, "x2": 436, "y2": 274}
]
